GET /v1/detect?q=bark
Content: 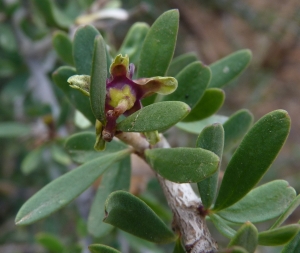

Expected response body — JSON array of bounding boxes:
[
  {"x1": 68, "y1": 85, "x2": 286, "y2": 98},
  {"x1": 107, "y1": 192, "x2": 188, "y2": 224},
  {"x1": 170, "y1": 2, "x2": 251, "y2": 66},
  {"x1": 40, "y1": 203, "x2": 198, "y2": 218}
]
[{"x1": 116, "y1": 132, "x2": 218, "y2": 253}]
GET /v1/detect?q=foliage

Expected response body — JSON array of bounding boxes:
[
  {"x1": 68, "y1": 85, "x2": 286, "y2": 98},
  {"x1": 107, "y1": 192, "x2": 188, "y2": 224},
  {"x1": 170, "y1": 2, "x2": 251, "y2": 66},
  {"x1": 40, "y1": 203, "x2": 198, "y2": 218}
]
[{"x1": 1, "y1": 1, "x2": 299, "y2": 253}]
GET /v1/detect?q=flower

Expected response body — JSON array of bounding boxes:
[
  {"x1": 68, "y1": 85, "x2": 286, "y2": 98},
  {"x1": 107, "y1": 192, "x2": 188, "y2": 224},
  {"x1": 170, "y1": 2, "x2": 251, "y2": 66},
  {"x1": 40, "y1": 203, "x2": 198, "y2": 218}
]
[{"x1": 67, "y1": 54, "x2": 177, "y2": 150}]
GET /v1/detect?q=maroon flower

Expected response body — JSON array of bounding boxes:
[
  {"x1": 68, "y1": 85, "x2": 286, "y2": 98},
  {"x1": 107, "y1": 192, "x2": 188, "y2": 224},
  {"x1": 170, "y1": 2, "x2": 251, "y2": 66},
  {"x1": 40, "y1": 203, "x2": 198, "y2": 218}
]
[{"x1": 68, "y1": 54, "x2": 177, "y2": 150}]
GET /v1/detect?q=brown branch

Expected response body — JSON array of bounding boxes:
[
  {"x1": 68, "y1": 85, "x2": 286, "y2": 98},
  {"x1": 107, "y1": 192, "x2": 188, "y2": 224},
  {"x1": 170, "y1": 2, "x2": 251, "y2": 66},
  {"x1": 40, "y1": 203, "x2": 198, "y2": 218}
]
[{"x1": 116, "y1": 132, "x2": 218, "y2": 253}]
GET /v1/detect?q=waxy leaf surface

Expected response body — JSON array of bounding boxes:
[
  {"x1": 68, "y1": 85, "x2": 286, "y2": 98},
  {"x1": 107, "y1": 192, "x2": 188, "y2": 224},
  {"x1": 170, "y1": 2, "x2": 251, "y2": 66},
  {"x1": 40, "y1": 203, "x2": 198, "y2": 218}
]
[
  {"x1": 137, "y1": 10, "x2": 179, "y2": 78},
  {"x1": 88, "y1": 157, "x2": 131, "y2": 237},
  {"x1": 282, "y1": 223, "x2": 300, "y2": 253},
  {"x1": 163, "y1": 62, "x2": 211, "y2": 109},
  {"x1": 89, "y1": 244, "x2": 121, "y2": 253},
  {"x1": 213, "y1": 110, "x2": 290, "y2": 211},
  {"x1": 223, "y1": 109, "x2": 253, "y2": 152},
  {"x1": 258, "y1": 224, "x2": 300, "y2": 246},
  {"x1": 209, "y1": 49, "x2": 252, "y2": 88},
  {"x1": 228, "y1": 222, "x2": 258, "y2": 253},
  {"x1": 138, "y1": 10, "x2": 179, "y2": 106},
  {"x1": 104, "y1": 191, "x2": 176, "y2": 243},
  {"x1": 173, "y1": 238, "x2": 186, "y2": 253},
  {"x1": 218, "y1": 180, "x2": 296, "y2": 224},
  {"x1": 52, "y1": 66, "x2": 95, "y2": 123},
  {"x1": 196, "y1": 124, "x2": 224, "y2": 208},
  {"x1": 117, "y1": 101, "x2": 190, "y2": 132},
  {"x1": 183, "y1": 88, "x2": 225, "y2": 122},
  {"x1": 90, "y1": 35, "x2": 107, "y2": 123},
  {"x1": 167, "y1": 53, "x2": 198, "y2": 77},
  {"x1": 52, "y1": 31, "x2": 74, "y2": 65},
  {"x1": 15, "y1": 150, "x2": 130, "y2": 225},
  {"x1": 73, "y1": 25, "x2": 100, "y2": 75},
  {"x1": 65, "y1": 131, "x2": 127, "y2": 164},
  {"x1": 145, "y1": 147, "x2": 219, "y2": 183}
]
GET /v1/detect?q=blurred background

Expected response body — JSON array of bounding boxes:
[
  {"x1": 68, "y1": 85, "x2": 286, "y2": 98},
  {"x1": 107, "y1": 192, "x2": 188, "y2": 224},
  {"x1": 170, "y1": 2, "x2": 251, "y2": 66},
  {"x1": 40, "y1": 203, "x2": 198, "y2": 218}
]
[{"x1": 0, "y1": 0, "x2": 299, "y2": 252}]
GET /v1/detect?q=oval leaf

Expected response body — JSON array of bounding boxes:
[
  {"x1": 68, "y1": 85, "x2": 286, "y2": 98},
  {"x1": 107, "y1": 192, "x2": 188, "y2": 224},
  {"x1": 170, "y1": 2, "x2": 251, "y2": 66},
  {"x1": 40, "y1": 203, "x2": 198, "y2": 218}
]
[
  {"x1": 228, "y1": 222, "x2": 258, "y2": 253},
  {"x1": 218, "y1": 246, "x2": 249, "y2": 253},
  {"x1": 145, "y1": 147, "x2": 219, "y2": 183},
  {"x1": 52, "y1": 31, "x2": 74, "y2": 65},
  {"x1": 73, "y1": 25, "x2": 100, "y2": 75},
  {"x1": 270, "y1": 194, "x2": 300, "y2": 229},
  {"x1": 209, "y1": 213, "x2": 236, "y2": 239},
  {"x1": 117, "y1": 22, "x2": 149, "y2": 66},
  {"x1": 167, "y1": 53, "x2": 198, "y2": 77},
  {"x1": 117, "y1": 101, "x2": 190, "y2": 132},
  {"x1": 138, "y1": 10, "x2": 179, "y2": 106},
  {"x1": 15, "y1": 150, "x2": 130, "y2": 225},
  {"x1": 52, "y1": 66, "x2": 95, "y2": 123},
  {"x1": 65, "y1": 131, "x2": 127, "y2": 164},
  {"x1": 162, "y1": 62, "x2": 211, "y2": 109},
  {"x1": 209, "y1": 49, "x2": 252, "y2": 88},
  {"x1": 223, "y1": 109, "x2": 254, "y2": 152},
  {"x1": 89, "y1": 244, "x2": 121, "y2": 253},
  {"x1": 104, "y1": 191, "x2": 176, "y2": 243},
  {"x1": 217, "y1": 180, "x2": 296, "y2": 224},
  {"x1": 213, "y1": 110, "x2": 290, "y2": 211},
  {"x1": 90, "y1": 34, "x2": 107, "y2": 123},
  {"x1": 88, "y1": 157, "x2": 131, "y2": 237},
  {"x1": 258, "y1": 224, "x2": 300, "y2": 246},
  {"x1": 176, "y1": 115, "x2": 228, "y2": 134},
  {"x1": 183, "y1": 88, "x2": 225, "y2": 122},
  {"x1": 196, "y1": 124, "x2": 224, "y2": 208},
  {"x1": 138, "y1": 10, "x2": 179, "y2": 78}
]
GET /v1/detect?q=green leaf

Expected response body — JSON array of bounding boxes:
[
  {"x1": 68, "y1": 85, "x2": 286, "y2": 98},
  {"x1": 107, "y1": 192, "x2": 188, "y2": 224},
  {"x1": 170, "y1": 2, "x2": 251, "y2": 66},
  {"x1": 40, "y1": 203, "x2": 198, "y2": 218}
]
[
  {"x1": 52, "y1": 31, "x2": 74, "y2": 65},
  {"x1": 217, "y1": 180, "x2": 296, "y2": 224},
  {"x1": 35, "y1": 233, "x2": 65, "y2": 253},
  {"x1": 209, "y1": 213, "x2": 236, "y2": 239},
  {"x1": 73, "y1": 25, "x2": 100, "y2": 75},
  {"x1": 213, "y1": 110, "x2": 290, "y2": 211},
  {"x1": 281, "y1": 222, "x2": 300, "y2": 253},
  {"x1": 0, "y1": 122, "x2": 30, "y2": 138},
  {"x1": 270, "y1": 195, "x2": 300, "y2": 229},
  {"x1": 104, "y1": 191, "x2": 176, "y2": 243},
  {"x1": 167, "y1": 53, "x2": 198, "y2": 77},
  {"x1": 52, "y1": 66, "x2": 95, "y2": 123},
  {"x1": 15, "y1": 150, "x2": 131, "y2": 225},
  {"x1": 138, "y1": 10, "x2": 179, "y2": 78},
  {"x1": 89, "y1": 244, "x2": 121, "y2": 253},
  {"x1": 183, "y1": 88, "x2": 225, "y2": 122},
  {"x1": 88, "y1": 157, "x2": 131, "y2": 237},
  {"x1": 138, "y1": 10, "x2": 179, "y2": 106},
  {"x1": 228, "y1": 222, "x2": 258, "y2": 253},
  {"x1": 117, "y1": 101, "x2": 190, "y2": 133},
  {"x1": 176, "y1": 115, "x2": 228, "y2": 134},
  {"x1": 223, "y1": 109, "x2": 254, "y2": 152},
  {"x1": 33, "y1": 0, "x2": 73, "y2": 30},
  {"x1": 209, "y1": 49, "x2": 252, "y2": 88},
  {"x1": 145, "y1": 147, "x2": 219, "y2": 183},
  {"x1": 51, "y1": 143, "x2": 71, "y2": 166},
  {"x1": 21, "y1": 146, "x2": 45, "y2": 175},
  {"x1": 218, "y1": 246, "x2": 249, "y2": 253},
  {"x1": 117, "y1": 22, "x2": 149, "y2": 66},
  {"x1": 162, "y1": 62, "x2": 211, "y2": 109},
  {"x1": 65, "y1": 131, "x2": 127, "y2": 164},
  {"x1": 173, "y1": 238, "x2": 186, "y2": 253},
  {"x1": 258, "y1": 224, "x2": 300, "y2": 246},
  {"x1": 196, "y1": 124, "x2": 224, "y2": 208},
  {"x1": 90, "y1": 35, "x2": 107, "y2": 123}
]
